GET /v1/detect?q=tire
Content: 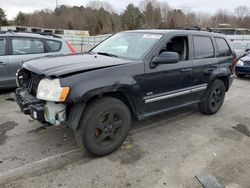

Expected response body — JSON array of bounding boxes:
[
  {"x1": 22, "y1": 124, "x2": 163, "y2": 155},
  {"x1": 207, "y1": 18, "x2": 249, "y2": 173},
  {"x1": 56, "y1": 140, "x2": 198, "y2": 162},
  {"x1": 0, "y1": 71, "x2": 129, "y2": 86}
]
[
  {"x1": 75, "y1": 97, "x2": 131, "y2": 156},
  {"x1": 199, "y1": 79, "x2": 226, "y2": 115},
  {"x1": 236, "y1": 73, "x2": 245, "y2": 78}
]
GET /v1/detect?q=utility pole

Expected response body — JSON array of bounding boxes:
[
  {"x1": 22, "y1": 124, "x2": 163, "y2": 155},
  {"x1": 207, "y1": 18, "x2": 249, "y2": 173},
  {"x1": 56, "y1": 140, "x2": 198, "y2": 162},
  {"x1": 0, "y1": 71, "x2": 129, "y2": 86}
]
[{"x1": 55, "y1": 0, "x2": 59, "y2": 29}]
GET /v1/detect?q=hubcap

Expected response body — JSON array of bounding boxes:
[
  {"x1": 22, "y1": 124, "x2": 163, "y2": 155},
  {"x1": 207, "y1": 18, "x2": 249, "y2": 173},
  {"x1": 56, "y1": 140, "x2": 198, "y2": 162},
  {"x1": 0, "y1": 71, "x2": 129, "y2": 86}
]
[
  {"x1": 211, "y1": 87, "x2": 223, "y2": 108},
  {"x1": 94, "y1": 112, "x2": 123, "y2": 145}
]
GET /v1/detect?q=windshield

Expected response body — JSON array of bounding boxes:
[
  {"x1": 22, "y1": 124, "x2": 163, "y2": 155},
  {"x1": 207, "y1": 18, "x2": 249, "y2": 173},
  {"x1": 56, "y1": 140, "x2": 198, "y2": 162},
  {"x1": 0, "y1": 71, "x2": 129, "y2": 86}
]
[{"x1": 91, "y1": 32, "x2": 162, "y2": 60}]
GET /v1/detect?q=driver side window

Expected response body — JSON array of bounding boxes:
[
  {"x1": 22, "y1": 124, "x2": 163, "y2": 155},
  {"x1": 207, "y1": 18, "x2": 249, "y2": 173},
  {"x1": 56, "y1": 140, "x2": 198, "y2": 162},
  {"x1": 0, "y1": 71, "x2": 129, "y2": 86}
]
[{"x1": 160, "y1": 36, "x2": 189, "y2": 61}]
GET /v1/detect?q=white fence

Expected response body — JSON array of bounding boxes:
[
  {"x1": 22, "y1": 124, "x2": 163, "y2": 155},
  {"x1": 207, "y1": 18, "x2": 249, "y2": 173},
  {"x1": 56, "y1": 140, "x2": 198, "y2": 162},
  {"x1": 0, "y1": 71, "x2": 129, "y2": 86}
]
[{"x1": 227, "y1": 35, "x2": 250, "y2": 41}]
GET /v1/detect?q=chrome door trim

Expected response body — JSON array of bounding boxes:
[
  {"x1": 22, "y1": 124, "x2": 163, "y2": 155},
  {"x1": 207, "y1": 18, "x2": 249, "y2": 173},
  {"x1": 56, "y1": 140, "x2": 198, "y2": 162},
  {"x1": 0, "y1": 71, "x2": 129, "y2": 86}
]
[{"x1": 144, "y1": 84, "x2": 207, "y2": 104}]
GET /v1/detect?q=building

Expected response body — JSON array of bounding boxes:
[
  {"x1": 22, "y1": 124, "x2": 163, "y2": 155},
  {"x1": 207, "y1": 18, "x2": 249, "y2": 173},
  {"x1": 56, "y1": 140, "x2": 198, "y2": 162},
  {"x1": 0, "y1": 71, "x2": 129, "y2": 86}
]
[{"x1": 0, "y1": 26, "x2": 89, "y2": 36}]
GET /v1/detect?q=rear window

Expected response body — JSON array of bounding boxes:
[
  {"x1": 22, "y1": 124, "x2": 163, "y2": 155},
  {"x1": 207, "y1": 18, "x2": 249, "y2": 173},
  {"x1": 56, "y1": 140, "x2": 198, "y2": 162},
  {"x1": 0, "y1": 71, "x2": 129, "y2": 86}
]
[
  {"x1": 45, "y1": 40, "x2": 61, "y2": 52},
  {"x1": 215, "y1": 37, "x2": 232, "y2": 57},
  {"x1": 193, "y1": 36, "x2": 214, "y2": 59},
  {"x1": 0, "y1": 38, "x2": 6, "y2": 56},
  {"x1": 12, "y1": 38, "x2": 45, "y2": 55}
]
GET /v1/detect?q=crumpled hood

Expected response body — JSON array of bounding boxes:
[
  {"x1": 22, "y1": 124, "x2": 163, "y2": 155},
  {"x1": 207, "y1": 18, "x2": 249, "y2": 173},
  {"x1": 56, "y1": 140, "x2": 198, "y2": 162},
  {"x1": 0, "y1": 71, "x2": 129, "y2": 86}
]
[{"x1": 23, "y1": 54, "x2": 133, "y2": 77}]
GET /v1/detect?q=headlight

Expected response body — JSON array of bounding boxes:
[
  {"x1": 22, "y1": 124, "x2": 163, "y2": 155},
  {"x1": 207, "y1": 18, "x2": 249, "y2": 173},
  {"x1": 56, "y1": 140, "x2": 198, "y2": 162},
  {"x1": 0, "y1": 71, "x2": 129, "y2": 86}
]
[
  {"x1": 37, "y1": 79, "x2": 70, "y2": 102},
  {"x1": 237, "y1": 60, "x2": 244, "y2": 66}
]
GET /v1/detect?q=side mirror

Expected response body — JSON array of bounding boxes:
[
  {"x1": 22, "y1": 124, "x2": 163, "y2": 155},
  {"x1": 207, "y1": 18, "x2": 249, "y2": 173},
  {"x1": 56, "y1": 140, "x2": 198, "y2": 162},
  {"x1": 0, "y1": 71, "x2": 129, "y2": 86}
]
[{"x1": 150, "y1": 51, "x2": 180, "y2": 68}]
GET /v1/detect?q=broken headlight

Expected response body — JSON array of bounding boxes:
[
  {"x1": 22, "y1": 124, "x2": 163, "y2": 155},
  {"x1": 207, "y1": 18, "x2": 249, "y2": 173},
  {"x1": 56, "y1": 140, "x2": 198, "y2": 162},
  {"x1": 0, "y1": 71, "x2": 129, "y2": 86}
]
[{"x1": 37, "y1": 78, "x2": 70, "y2": 102}]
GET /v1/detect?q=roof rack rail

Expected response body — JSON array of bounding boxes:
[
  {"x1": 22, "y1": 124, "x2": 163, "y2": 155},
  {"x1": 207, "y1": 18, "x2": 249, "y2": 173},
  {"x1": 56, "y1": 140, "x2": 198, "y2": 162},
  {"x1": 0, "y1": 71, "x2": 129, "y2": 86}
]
[
  {"x1": 39, "y1": 32, "x2": 61, "y2": 38},
  {"x1": 175, "y1": 26, "x2": 219, "y2": 33},
  {"x1": 0, "y1": 30, "x2": 61, "y2": 38}
]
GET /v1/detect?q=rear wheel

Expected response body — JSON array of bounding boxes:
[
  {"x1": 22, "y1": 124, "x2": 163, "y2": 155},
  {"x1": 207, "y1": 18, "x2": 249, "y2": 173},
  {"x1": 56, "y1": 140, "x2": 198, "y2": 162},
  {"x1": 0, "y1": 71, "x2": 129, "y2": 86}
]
[
  {"x1": 75, "y1": 97, "x2": 131, "y2": 156},
  {"x1": 199, "y1": 79, "x2": 226, "y2": 115}
]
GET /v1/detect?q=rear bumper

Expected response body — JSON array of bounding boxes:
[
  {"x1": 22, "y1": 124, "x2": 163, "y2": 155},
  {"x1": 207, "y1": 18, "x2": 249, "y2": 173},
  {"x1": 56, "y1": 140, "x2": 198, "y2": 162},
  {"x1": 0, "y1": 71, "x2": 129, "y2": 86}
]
[
  {"x1": 236, "y1": 66, "x2": 250, "y2": 75},
  {"x1": 15, "y1": 88, "x2": 45, "y2": 123}
]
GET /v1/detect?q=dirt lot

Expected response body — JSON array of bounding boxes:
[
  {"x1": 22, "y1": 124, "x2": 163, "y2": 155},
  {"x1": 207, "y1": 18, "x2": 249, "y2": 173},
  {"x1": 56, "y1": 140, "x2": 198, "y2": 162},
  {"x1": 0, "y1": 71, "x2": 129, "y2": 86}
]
[{"x1": 0, "y1": 77, "x2": 250, "y2": 188}]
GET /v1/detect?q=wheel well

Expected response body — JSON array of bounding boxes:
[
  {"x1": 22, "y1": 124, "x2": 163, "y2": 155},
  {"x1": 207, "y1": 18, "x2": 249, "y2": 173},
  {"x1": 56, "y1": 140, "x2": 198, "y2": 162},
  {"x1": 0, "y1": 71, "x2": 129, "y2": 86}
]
[
  {"x1": 85, "y1": 91, "x2": 137, "y2": 120},
  {"x1": 217, "y1": 76, "x2": 229, "y2": 91}
]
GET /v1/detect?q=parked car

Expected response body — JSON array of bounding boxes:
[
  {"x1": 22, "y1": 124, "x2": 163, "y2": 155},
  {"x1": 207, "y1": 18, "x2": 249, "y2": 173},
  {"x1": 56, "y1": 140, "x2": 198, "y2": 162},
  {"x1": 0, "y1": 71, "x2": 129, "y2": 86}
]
[
  {"x1": 236, "y1": 53, "x2": 250, "y2": 77},
  {"x1": 231, "y1": 40, "x2": 250, "y2": 59},
  {"x1": 15, "y1": 29, "x2": 236, "y2": 156},
  {"x1": 0, "y1": 31, "x2": 75, "y2": 89}
]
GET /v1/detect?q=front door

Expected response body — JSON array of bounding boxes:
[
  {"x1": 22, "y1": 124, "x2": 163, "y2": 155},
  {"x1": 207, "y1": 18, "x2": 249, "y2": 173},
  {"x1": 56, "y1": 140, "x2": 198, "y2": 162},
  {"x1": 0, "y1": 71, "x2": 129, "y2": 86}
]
[
  {"x1": 142, "y1": 35, "x2": 193, "y2": 117},
  {"x1": 0, "y1": 37, "x2": 11, "y2": 88}
]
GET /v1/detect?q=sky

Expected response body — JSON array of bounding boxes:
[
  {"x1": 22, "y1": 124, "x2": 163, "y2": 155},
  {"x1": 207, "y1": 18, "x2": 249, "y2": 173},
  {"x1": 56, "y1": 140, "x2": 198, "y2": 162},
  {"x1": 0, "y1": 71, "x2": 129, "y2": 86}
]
[{"x1": 0, "y1": 0, "x2": 248, "y2": 20}]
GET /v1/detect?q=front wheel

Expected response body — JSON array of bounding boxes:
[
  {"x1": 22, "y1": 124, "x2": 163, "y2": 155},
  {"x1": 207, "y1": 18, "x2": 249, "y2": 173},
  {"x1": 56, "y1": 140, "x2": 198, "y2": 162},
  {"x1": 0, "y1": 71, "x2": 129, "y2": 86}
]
[
  {"x1": 75, "y1": 97, "x2": 131, "y2": 156},
  {"x1": 199, "y1": 80, "x2": 226, "y2": 115}
]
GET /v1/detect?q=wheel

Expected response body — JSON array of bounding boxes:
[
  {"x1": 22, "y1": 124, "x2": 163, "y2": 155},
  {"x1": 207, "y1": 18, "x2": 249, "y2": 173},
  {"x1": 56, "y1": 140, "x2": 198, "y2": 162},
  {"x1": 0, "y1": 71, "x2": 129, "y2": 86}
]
[
  {"x1": 75, "y1": 97, "x2": 131, "y2": 156},
  {"x1": 236, "y1": 73, "x2": 245, "y2": 78},
  {"x1": 199, "y1": 79, "x2": 226, "y2": 115}
]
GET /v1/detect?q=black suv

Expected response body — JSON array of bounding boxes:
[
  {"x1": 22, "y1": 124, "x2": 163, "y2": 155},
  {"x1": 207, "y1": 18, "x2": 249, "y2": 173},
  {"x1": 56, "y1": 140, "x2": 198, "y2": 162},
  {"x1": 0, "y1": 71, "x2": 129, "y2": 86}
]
[{"x1": 15, "y1": 29, "x2": 236, "y2": 156}]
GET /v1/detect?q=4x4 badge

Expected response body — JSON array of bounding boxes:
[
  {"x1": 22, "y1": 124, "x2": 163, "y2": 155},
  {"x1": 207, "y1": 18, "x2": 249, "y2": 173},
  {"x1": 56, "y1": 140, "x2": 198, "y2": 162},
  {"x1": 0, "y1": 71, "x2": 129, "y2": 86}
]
[{"x1": 147, "y1": 92, "x2": 154, "y2": 96}]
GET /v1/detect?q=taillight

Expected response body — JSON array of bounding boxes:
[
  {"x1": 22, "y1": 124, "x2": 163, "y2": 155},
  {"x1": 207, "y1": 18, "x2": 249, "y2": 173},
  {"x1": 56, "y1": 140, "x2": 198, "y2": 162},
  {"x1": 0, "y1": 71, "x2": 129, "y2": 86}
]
[{"x1": 66, "y1": 41, "x2": 76, "y2": 54}]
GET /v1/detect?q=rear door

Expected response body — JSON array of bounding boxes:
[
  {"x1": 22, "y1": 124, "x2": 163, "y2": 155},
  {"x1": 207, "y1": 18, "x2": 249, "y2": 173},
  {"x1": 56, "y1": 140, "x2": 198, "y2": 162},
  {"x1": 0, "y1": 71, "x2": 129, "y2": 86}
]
[
  {"x1": 191, "y1": 35, "x2": 218, "y2": 100},
  {"x1": 0, "y1": 37, "x2": 11, "y2": 88},
  {"x1": 8, "y1": 37, "x2": 50, "y2": 85},
  {"x1": 214, "y1": 37, "x2": 234, "y2": 76}
]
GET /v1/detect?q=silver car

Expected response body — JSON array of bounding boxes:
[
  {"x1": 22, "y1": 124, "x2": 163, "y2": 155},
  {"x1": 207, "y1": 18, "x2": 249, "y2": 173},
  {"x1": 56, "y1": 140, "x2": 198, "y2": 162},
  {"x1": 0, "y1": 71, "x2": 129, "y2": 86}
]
[{"x1": 0, "y1": 31, "x2": 75, "y2": 89}]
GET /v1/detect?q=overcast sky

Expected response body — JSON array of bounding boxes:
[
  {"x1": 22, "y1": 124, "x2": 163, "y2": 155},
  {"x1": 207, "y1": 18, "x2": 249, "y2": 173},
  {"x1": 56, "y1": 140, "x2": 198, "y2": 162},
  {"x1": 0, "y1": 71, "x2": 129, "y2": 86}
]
[{"x1": 0, "y1": 0, "x2": 248, "y2": 20}]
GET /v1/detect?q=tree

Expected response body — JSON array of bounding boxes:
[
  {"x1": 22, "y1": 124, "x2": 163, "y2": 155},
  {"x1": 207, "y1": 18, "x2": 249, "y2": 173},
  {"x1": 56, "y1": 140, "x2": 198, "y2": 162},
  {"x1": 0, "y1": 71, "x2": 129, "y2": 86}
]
[
  {"x1": 158, "y1": 1, "x2": 170, "y2": 22},
  {"x1": 235, "y1": 6, "x2": 249, "y2": 22},
  {"x1": 87, "y1": 0, "x2": 114, "y2": 13},
  {"x1": 166, "y1": 9, "x2": 186, "y2": 28},
  {"x1": 0, "y1": 8, "x2": 8, "y2": 26},
  {"x1": 122, "y1": 4, "x2": 144, "y2": 30},
  {"x1": 15, "y1": 11, "x2": 26, "y2": 26},
  {"x1": 143, "y1": 2, "x2": 161, "y2": 28}
]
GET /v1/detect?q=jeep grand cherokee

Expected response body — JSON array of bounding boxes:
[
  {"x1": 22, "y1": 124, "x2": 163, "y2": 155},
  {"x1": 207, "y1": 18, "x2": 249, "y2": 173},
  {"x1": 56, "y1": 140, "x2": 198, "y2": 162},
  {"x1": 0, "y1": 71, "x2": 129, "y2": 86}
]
[{"x1": 15, "y1": 29, "x2": 236, "y2": 156}]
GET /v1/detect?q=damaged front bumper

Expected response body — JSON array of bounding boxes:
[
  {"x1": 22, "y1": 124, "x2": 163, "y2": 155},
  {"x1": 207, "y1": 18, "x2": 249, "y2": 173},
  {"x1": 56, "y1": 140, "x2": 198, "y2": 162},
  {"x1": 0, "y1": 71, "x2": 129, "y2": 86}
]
[{"x1": 16, "y1": 88, "x2": 66, "y2": 125}]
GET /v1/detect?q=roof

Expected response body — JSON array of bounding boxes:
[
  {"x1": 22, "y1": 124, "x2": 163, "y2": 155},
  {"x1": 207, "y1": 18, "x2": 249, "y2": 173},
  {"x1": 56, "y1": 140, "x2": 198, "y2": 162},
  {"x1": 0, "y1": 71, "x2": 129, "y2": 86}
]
[
  {"x1": 0, "y1": 31, "x2": 62, "y2": 40},
  {"x1": 123, "y1": 29, "x2": 226, "y2": 37}
]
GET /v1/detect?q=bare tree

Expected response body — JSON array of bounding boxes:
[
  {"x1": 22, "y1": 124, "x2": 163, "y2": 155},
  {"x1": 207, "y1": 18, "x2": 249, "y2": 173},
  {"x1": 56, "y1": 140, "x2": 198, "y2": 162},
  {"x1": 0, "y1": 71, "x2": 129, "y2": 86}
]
[
  {"x1": 139, "y1": 0, "x2": 159, "y2": 12},
  {"x1": 87, "y1": 0, "x2": 114, "y2": 13},
  {"x1": 158, "y1": 1, "x2": 171, "y2": 22},
  {"x1": 235, "y1": 6, "x2": 249, "y2": 22}
]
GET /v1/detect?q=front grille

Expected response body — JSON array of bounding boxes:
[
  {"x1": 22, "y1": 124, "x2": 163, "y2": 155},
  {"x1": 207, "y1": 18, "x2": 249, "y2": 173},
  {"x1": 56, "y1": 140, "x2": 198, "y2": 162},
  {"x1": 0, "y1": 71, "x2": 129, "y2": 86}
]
[
  {"x1": 17, "y1": 69, "x2": 43, "y2": 96},
  {"x1": 28, "y1": 72, "x2": 43, "y2": 96},
  {"x1": 244, "y1": 61, "x2": 250, "y2": 66}
]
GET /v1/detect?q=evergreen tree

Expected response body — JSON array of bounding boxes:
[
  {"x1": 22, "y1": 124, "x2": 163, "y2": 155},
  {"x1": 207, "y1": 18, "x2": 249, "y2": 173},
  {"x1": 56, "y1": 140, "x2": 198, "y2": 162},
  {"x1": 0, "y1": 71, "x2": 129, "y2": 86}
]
[
  {"x1": 15, "y1": 11, "x2": 26, "y2": 26},
  {"x1": 0, "y1": 8, "x2": 8, "y2": 26},
  {"x1": 122, "y1": 4, "x2": 144, "y2": 30}
]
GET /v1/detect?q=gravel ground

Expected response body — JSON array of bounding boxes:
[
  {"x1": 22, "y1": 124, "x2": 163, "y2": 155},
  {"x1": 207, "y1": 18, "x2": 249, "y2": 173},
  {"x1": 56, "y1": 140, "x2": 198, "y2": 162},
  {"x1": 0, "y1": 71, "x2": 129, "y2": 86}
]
[{"x1": 0, "y1": 77, "x2": 250, "y2": 188}]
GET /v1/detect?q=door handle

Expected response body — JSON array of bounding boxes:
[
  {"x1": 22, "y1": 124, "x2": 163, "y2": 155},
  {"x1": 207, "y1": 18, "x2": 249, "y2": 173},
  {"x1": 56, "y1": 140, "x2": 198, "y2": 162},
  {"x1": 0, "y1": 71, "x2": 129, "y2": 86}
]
[{"x1": 180, "y1": 68, "x2": 192, "y2": 72}]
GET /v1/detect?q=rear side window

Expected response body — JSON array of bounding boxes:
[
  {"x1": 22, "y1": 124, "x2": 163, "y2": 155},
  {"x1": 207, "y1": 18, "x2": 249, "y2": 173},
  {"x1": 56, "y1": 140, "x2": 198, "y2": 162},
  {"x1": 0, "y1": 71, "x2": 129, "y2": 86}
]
[
  {"x1": 12, "y1": 38, "x2": 45, "y2": 55},
  {"x1": 0, "y1": 38, "x2": 6, "y2": 56},
  {"x1": 45, "y1": 40, "x2": 61, "y2": 52},
  {"x1": 193, "y1": 36, "x2": 214, "y2": 59},
  {"x1": 215, "y1": 37, "x2": 232, "y2": 57}
]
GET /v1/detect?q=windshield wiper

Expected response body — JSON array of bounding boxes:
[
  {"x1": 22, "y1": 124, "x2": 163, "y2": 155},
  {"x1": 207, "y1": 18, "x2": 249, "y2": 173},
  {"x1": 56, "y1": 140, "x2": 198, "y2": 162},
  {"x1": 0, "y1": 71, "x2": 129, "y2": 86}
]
[{"x1": 97, "y1": 52, "x2": 118, "y2": 58}]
